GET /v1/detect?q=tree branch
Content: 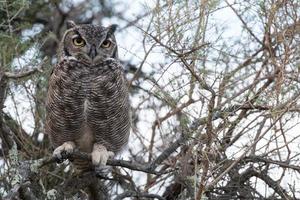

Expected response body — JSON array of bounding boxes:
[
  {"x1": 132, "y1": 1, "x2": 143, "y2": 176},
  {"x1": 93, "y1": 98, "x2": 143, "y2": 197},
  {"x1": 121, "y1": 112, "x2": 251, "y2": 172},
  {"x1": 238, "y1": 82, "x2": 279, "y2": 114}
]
[
  {"x1": 40, "y1": 150, "x2": 163, "y2": 175},
  {"x1": 245, "y1": 168, "x2": 292, "y2": 200},
  {"x1": 3, "y1": 57, "x2": 47, "y2": 79},
  {"x1": 115, "y1": 191, "x2": 166, "y2": 200},
  {"x1": 245, "y1": 156, "x2": 300, "y2": 172}
]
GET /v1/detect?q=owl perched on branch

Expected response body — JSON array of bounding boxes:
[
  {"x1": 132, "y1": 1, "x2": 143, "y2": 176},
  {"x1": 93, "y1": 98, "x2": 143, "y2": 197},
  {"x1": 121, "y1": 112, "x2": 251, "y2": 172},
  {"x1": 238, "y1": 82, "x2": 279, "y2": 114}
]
[{"x1": 45, "y1": 21, "x2": 130, "y2": 170}]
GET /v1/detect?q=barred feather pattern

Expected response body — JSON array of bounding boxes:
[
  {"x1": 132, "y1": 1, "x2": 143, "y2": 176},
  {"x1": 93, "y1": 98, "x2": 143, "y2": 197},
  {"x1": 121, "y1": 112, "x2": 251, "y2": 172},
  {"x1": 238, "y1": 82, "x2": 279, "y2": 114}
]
[{"x1": 45, "y1": 58, "x2": 130, "y2": 169}]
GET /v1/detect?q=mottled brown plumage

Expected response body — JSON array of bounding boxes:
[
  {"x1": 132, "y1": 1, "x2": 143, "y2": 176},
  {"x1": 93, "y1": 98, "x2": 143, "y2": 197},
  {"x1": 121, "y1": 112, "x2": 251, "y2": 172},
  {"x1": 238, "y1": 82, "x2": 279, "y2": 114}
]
[{"x1": 45, "y1": 21, "x2": 130, "y2": 170}]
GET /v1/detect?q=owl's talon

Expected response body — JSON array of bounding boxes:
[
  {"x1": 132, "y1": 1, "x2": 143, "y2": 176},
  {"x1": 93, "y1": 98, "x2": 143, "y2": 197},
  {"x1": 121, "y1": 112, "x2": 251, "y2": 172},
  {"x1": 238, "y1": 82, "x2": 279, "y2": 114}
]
[
  {"x1": 53, "y1": 141, "x2": 75, "y2": 162},
  {"x1": 91, "y1": 144, "x2": 114, "y2": 166}
]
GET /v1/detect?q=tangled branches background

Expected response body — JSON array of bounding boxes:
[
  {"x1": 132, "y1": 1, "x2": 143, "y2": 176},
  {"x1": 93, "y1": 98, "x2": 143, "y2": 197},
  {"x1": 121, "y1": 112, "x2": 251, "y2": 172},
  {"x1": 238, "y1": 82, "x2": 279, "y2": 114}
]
[{"x1": 1, "y1": 0, "x2": 300, "y2": 199}]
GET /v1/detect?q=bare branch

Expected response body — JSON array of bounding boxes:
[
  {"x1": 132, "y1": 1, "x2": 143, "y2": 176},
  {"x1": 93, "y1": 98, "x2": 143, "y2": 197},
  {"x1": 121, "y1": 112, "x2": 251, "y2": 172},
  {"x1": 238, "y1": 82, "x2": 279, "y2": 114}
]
[{"x1": 3, "y1": 58, "x2": 47, "y2": 79}]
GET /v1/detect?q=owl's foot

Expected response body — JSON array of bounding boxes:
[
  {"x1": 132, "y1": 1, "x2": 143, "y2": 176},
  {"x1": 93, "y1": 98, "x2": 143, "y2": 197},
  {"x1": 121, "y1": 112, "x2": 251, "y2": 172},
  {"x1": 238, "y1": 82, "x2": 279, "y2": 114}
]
[
  {"x1": 91, "y1": 144, "x2": 114, "y2": 166},
  {"x1": 53, "y1": 141, "x2": 76, "y2": 163}
]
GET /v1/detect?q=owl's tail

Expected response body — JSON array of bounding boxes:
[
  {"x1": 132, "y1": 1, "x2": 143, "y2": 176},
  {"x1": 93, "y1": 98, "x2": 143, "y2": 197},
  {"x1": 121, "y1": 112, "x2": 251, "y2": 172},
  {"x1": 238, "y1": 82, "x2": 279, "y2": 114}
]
[
  {"x1": 87, "y1": 181, "x2": 108, "y2": 200},
  {"x1": 72, "y1": 158, "x2": 93, "y2": 172},
  {"x1": 69, "y1": 167, "x2": 109, "y2": 200},
  {"x1": 71, "y1": 159, "x2": 109, "y2": 200}
]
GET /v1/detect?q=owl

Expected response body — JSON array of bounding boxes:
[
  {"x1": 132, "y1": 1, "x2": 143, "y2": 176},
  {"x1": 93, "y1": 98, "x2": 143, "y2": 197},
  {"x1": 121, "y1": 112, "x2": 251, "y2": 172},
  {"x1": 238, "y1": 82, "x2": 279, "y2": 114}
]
[{"x1": 45, "y1": 20, "x2": 130, "y2": 170}]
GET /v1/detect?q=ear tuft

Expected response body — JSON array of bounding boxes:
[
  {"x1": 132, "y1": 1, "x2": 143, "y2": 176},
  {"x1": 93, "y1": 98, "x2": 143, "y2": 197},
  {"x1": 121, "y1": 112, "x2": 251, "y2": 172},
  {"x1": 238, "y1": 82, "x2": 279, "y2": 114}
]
[
  {"x1": 108, "y1": 24, "x2": 118, "y2": 34},
  {"x1": 66, "y1": 20, "x2": 77, "y2": 29}
]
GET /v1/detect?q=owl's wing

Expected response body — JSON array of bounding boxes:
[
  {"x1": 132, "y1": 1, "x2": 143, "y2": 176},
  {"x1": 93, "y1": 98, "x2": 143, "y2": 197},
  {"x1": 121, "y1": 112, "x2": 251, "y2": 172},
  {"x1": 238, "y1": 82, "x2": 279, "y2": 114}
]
[
  {"x1": 46, "y1": 60, "x2": 85, "y2": 148},
  {"x1": 87, "y1": 58, "x2": 130, "y2": 153}
]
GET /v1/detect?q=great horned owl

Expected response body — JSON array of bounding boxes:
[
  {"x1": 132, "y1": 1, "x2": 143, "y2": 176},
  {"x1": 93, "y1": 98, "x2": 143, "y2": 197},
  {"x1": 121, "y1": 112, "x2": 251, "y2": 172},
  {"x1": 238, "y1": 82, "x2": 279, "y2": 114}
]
[{"x1": 45, "y1": 21, "x2": 130, "y2": 170}]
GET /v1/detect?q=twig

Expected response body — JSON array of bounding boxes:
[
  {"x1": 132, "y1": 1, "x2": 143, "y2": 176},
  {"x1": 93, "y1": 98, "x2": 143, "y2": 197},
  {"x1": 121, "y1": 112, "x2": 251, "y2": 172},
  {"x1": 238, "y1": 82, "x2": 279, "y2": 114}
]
[
  {"x1": 115, "y1": 191, "x2": 166, "y2": 200},
  {"x1": 245, "y1": 156, "x2": 300, "y2": 172},
  {"x1": 206, "y1": 103, "x2": 295, "y2": 191},
  {"x1": 3, "y1": 57, "x2": 47, "y2": 79},
  {"x1": 245, "y1": 168, "x2": 292, "y2": 200},
  {"x1": 148, "y1": 135, "x2": 188, "y2": 171}
]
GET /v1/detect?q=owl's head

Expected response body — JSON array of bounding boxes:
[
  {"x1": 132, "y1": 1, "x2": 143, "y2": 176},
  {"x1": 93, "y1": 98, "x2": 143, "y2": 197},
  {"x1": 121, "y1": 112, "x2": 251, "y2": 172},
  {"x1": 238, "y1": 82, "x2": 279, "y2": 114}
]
[{"x1": 58, "y1": 20, "x2": 118, "y2": 65}]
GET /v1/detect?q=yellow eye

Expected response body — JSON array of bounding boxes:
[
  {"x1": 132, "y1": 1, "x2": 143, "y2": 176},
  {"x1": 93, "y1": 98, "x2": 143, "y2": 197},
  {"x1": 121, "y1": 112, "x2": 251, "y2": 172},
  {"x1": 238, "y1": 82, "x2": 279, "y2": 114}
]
[
  {"x1": 101, "y1": 40, "x2": 111, "y2": 48},
  {"x1": 73, "y1": 38, "x2": 85, "y2": 46}
]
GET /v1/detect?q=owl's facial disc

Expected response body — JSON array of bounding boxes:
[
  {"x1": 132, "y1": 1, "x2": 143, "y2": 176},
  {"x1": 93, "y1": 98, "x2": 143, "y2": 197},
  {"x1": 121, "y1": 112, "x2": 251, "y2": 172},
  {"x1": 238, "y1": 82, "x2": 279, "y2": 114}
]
[{"x1": 61, "y1": 23, "x2": 118, "y2": 65}]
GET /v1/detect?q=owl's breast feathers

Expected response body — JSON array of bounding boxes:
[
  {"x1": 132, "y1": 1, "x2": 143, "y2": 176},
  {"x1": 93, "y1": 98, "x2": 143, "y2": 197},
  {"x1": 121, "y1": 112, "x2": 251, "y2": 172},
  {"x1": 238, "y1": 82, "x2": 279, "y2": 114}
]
[{"x1": 46, "y1": 58, "x2": 130, "y2": 153}]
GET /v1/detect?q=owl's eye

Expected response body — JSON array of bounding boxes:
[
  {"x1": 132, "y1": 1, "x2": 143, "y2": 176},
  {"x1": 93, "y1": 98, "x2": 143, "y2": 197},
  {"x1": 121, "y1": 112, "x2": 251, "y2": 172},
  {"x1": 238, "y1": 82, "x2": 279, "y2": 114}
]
[
  {"x1": 101, "y1": 40, "x2": 111, "y2": 48},
  {"x1": 73, "y1": 37, "x2": 85, "y2": 46}
]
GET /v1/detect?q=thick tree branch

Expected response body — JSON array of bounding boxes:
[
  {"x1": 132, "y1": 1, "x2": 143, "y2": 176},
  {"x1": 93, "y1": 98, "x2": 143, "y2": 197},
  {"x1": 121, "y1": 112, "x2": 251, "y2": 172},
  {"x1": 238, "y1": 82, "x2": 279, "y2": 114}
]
[{"x1": 40, "y1": 150, "x2": 163, "y2": 175}]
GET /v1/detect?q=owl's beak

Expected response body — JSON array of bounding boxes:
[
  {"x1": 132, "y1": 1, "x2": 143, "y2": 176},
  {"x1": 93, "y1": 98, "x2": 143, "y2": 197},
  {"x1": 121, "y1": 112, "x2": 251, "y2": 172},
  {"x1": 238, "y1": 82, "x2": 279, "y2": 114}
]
[{"x1": 89, "y1": 45, "x2": 98, "y2": 60}]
